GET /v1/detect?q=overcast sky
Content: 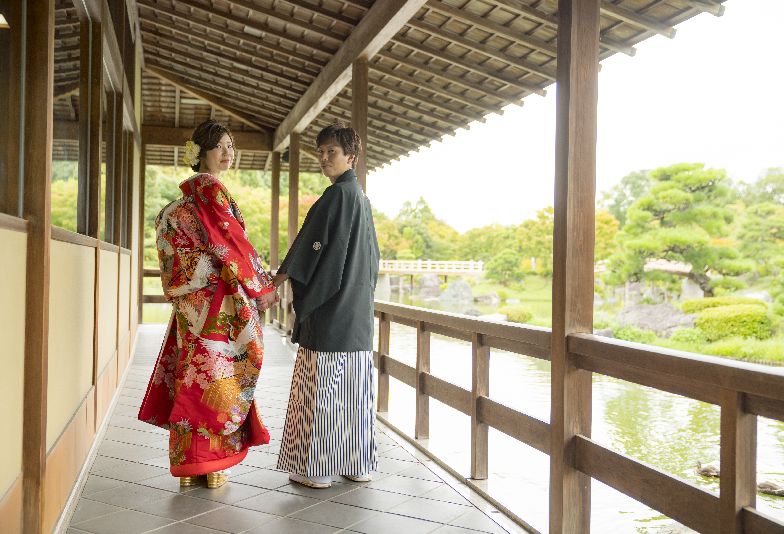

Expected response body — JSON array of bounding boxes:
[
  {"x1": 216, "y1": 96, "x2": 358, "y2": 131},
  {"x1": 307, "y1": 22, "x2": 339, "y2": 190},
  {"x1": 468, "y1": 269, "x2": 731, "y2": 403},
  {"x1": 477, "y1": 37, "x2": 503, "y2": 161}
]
[{"x1": 366, "y1": 0, "x2": 784, "y2": 233}]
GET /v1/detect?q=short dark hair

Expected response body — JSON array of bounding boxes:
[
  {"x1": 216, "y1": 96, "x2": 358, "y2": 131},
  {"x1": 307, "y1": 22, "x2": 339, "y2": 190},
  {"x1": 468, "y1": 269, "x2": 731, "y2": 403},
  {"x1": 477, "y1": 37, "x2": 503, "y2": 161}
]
[
  {"x1": 316, "y1": 123, "x2": 362, "y2": 168},
  {"x1": 189, "y1": 120, "x2": 235, "y2": 172}
]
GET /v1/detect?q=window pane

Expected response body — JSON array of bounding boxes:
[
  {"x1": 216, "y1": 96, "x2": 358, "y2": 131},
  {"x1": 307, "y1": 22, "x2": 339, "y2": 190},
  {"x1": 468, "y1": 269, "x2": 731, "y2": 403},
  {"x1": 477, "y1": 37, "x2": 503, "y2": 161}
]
[
  {"x1": 0, "y1": 0, "x2": 21, "y2": 216},
  {"x1": 51, "y1": 3, "x2": 81, "y2": 231}
]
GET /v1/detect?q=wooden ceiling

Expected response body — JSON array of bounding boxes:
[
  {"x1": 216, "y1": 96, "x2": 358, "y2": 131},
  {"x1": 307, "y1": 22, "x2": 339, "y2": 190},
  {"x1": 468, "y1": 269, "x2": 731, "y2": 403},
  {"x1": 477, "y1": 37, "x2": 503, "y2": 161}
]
[{"x1": 54, "y1": 0, "x2": 728, "y2": 171}]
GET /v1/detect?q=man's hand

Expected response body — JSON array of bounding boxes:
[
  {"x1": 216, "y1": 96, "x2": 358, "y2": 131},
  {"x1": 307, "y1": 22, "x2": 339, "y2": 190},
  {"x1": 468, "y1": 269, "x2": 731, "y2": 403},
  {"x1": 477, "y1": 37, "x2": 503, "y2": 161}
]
[
  {"x1": 255, "y1": 291, "x2": 280, "y2": 311},
  {"x1": 272, "y1": 273, "x2": 289, "y2": 287}
]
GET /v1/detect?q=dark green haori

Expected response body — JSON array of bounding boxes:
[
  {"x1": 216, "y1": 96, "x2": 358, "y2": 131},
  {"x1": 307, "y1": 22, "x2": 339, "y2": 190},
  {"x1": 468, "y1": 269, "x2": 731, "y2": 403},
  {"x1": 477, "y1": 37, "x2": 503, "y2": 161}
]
[{"x1": 279, "y1": 169, "x2": 380, "y2": 352}]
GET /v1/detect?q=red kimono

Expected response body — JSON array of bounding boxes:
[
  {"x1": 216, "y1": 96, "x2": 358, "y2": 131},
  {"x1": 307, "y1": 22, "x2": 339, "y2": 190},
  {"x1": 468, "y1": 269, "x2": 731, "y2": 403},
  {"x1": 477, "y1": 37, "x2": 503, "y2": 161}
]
[{"x1": 139, "y1": 173, "x2": 273, "y2": 476}]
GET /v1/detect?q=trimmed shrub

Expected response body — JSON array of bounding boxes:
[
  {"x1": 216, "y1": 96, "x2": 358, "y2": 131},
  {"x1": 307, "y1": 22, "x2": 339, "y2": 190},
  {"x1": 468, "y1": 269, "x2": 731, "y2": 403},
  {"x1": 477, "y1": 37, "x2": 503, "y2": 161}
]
[
  {"x1": 681, "y1": 296, "x2": 767, "y2": 314},
  {"x1": 695, "y1": 305, "x2": 773, "y2": 341},
  {"x1": 670, "y1": 328, "x2": 708, "y2": 344},
  {"x1": 703, "y1": 337, "x2": 784, "y2": 363},
  {"x1": 499, "y1": 305, "x2": 532, "y2": 324},
  {"x1": 613, "y1": 326, "x2": 657, "y2": 344}
]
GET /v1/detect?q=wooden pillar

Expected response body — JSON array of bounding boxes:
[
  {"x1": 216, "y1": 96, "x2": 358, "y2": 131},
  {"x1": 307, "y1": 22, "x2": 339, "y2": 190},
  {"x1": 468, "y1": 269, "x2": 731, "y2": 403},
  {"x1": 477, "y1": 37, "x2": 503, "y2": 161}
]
[
  {"x1": 21, "y1": 0, "x2": 55, "y2": 530},
  {"x1": 270, "y1": 151, "x2": 281, "y2": 269},
  {"x1": 549, "y1": 0, "x2": 599, "y2": 532},
  {"x1": 415, "y1": 321, "x2": 430, "y2": 439},
  {"x1": 719, "y1": 391, "x2": 756, "y2": 534},
  {"x1": 287, "y1": 132, "x2": 300, "y2": 247},
  {"x1": 351, "y1": 57, "x2": 369, "y2": 191},
  {"x1": 87, "y1": 20, "x2": 102, "y2": 239},
  {"x1": 137, "y1": 145, "x2": 145, "y2": 322},
  {"x1": 471, "y1": 332, "x2": 489, "y2": 479}
]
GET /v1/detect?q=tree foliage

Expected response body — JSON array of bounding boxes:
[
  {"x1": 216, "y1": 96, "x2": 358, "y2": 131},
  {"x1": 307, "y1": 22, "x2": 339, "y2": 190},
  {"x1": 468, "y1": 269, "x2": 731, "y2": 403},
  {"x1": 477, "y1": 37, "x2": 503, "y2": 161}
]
[
  {"x1": 608, "y1": 163, "x2": 748, "y2": 296},
  {"x1": 599, "y1": 170, "x2": 651, "y2": 227}
]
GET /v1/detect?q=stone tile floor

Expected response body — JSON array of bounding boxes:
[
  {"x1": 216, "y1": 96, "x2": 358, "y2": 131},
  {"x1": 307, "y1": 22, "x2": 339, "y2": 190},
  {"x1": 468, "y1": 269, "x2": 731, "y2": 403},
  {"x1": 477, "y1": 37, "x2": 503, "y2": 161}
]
[{"x1": 62, "y1": 324, "x2": 527, "y2": 534}]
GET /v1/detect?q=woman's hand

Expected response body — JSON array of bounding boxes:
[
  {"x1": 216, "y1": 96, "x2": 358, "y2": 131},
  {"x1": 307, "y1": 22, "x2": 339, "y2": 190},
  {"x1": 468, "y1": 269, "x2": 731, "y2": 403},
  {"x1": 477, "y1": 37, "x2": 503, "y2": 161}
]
[{"x1": 255, "y1": 291, "x2": 280, "y2": 311}]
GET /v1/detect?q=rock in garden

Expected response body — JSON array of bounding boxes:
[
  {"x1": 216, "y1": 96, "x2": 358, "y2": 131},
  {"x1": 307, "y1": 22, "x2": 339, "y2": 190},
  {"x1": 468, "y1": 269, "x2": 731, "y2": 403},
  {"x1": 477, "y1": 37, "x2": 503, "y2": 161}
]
[
  {"x1": 417, "y1": 274, "x2": 442, "y2": 298},
  {"x1": 440, "y1": 279, "x2": 473, "y2": 303},
  {"x1": 618, "y1": 303, "x2": 694, "y2": 338}
]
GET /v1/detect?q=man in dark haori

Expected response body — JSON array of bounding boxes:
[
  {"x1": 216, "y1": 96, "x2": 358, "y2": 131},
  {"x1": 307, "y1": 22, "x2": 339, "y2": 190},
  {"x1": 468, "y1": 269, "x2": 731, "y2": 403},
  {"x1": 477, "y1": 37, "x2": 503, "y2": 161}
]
[{"x1": 274, "y1": 123, "x2": 380, "y2": 488}]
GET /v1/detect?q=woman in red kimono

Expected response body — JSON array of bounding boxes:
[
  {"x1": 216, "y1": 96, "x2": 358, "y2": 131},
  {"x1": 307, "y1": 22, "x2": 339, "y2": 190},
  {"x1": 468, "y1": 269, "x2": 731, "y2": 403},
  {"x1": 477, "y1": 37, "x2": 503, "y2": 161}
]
[{"x1": 138, "y1": 120, "x2": 278, "y2": 488}]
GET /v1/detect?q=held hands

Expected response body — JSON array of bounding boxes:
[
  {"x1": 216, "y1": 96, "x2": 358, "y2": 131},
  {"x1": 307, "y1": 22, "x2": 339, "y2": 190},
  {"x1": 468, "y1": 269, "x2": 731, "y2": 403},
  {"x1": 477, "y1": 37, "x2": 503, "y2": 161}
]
[
  {"x1": 255, "y1": 290, "x2": 280, "y2": 311},
  {"x1": 272, "y1": 273, "x2": 288, "y2": 287}
]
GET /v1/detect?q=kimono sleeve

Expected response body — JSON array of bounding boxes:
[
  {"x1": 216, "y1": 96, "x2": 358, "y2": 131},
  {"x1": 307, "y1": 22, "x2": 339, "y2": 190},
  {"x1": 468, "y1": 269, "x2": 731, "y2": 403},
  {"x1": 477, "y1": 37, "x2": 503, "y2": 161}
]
[
  {"x1": 191, "y1": 177, "x2": 274, "y2": 299},
  {"x1": 279, "y1": 187, "x2": 341, "y2": 286},
  {"x1": 279, "y1": 186, "x2": 351, "y2": 320}
]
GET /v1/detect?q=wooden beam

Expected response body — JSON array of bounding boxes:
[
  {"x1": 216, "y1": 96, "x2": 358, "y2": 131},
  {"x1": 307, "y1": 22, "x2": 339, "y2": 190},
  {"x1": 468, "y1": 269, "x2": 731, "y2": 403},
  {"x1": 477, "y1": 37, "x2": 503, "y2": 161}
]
[
  {"x1": 369, "y1": 75, "x2": 487, "y2": 124},
  {"x1": 139, "y1": 22, "x2": 312, "y2": 90},
  {"x1": 549, "y1": 0, "x2": 599, "y2": 532},
  {"x1": 141, "y1": 35, "x2": 301, "y2": 104},
  {"x1": 685, "y1": 0, "x2": 725, "y2": 17},
  {"x1": 273, "y1": 0, "x2": 429, "y2": 152},
  {"x1": 427, "y1": 0, "x2": 557, "y2": 57},
  {"x1": 143, "y1": 54, "x2": 291, "y2": 119},
  {"x1": 405, "y1": 17, "x2": 556, "y2": 81},
  {"x1": 371, "y1": 60, "x2": 497, "y2": 115},
  {"x1": 276, "y1": 0, "x2": 358, "y2": 27},
  {"x1": 390, "y1": 35, "x2": 546, "y2": 96},
  {"x1": 169, "y1": 0, "x2": 334, "y2": 56},
  {"x1": 287, "y1": 132, "x2": 300, "y2": 246},
  {"x1": 22, "y1": 1, "x2": 54, "y2": 531},
  {"x1": 270, "y1": 151, "x2": 281, "y2": 269},
  {"x1": 225, "y1": 0, "x2": 346, "y2": 44},
  {"x1": 352, "y1": 58, "x2": 369, "y2": 191},
  {"x1": 600, "y1": 3, "x2": 676, "y2": 38},
  {"x1": 144, "y1": 66, "x2": 270, "y2": 132},
  {"x1": 336, "y1": 93, "x2": 449, "y2": 140},
  {"x1": 137, "y1": 0, "x2": 323, "y2": 69},
  {"x1": 142, "y1": 125, "x2": 271, "y2": 151}
]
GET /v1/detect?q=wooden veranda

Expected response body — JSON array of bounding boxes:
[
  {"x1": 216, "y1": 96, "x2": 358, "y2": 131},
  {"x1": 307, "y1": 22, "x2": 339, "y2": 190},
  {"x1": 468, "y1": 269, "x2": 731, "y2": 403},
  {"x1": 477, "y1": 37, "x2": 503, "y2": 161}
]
[{"x1": 3, "y1": 0, "x2": 784, "y2": 533}]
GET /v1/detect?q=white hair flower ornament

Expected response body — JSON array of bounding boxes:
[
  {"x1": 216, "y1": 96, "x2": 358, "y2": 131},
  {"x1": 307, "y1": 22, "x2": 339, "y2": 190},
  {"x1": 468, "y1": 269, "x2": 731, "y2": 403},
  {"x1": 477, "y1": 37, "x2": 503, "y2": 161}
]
[{"x1": 182, "y1": 140, "x2": 201, "y2": 167}]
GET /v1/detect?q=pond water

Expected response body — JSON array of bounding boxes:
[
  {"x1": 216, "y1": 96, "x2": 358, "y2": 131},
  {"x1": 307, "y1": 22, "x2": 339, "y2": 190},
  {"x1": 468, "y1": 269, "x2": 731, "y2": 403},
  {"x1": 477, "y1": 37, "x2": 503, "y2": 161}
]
[{"x1": 377, "y1": 307, "x2": 784, "y2": 533}]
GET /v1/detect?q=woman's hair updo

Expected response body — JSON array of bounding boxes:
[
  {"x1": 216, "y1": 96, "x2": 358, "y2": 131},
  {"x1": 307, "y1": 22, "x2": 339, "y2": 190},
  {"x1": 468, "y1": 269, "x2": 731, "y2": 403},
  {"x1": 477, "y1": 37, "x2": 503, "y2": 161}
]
[
  {"x1": 316, "y1": 123, "x2": 362, "y2": 168},
  {"x1": 189, "y1": 120, "x2": 235, "y2": 172}
]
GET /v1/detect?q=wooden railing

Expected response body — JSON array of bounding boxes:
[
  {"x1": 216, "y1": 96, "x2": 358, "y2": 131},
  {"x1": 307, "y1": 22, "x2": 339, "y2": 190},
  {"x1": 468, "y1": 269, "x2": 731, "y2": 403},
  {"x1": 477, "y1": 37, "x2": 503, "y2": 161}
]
[
  {"x1": 379, "y1": 259, "x2": 484, "y2": 275},
  {"x1": 372, "y1": 301, "x2": 784, "y2": 534}
]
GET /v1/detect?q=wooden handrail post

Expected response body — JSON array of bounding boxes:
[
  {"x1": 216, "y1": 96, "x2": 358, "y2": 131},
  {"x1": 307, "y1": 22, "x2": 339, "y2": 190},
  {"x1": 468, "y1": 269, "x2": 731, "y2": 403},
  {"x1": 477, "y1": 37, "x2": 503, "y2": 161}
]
[
  {"x1": 471, "y1": 332, "x2": 489, "y2": 480},
  {"x1": 415, "y1": 320, "x2": 430, "y2": 439},
  {"x1": 377, "y1": 313, "x2": 390, "y2": 413},
  {"x1": 549, "y1": 0, "x2": 599, "y2": 532},
  {"x1": 719, "y1": 390, "x2": 756, "y2": 534}
]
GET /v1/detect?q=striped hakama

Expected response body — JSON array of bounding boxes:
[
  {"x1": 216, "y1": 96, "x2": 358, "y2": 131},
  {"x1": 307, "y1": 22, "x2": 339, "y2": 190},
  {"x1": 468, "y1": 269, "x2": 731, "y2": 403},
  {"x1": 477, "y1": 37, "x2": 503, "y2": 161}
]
[{"x1": 277, "y1": 347, "x2": 377, "y2": 477}]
